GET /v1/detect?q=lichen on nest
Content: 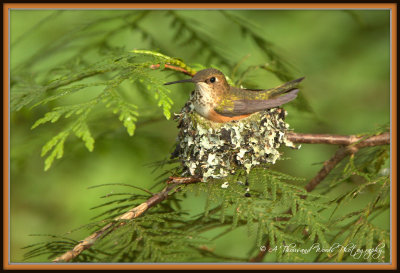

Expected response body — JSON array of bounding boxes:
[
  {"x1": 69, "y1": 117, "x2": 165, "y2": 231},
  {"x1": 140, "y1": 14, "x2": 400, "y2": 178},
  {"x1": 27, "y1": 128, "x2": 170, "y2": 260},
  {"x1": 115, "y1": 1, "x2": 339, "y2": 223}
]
[{"x1": 173, "y1": 101, "x2": 299, "y2": 180}]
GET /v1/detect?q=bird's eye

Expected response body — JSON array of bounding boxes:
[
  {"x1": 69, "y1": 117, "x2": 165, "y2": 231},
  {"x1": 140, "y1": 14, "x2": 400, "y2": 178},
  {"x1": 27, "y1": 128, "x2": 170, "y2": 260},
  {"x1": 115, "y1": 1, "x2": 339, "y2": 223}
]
[{"x1": 209, "y1": 77, "x2": 216, "y2": 83}]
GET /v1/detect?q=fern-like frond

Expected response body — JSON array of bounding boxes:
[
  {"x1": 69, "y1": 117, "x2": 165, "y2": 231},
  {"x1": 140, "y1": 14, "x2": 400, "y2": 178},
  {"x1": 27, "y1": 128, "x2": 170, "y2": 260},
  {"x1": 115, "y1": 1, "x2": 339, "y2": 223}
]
[
  {"x1": 12, "y1": 50, "x2": 197, "y2": 170},
  {"x1": 165, "y1": 11, "x2": 232, "y2": 67}
]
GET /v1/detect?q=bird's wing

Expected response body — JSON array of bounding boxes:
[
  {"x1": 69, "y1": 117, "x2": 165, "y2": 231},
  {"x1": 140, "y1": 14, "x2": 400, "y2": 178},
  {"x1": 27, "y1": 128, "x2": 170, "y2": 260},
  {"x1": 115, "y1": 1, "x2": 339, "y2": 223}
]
[{"x1": 214, "y1": 89, "x2": 299, "y2": 117}]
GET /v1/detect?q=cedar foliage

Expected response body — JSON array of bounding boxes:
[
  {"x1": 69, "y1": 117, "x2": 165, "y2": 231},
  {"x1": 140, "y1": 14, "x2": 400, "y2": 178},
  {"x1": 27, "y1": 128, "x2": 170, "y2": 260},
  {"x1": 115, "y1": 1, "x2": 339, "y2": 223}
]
[{"x1": 11, "y1": 10, "x2": 390, "y2": 263}]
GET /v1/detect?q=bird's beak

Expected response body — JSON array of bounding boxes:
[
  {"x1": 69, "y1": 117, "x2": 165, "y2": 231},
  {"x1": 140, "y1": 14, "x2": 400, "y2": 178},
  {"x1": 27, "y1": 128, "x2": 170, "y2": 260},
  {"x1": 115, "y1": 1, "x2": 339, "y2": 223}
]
[{"x1": 164, "y1": 79, "x2": 194, "y2": 85}]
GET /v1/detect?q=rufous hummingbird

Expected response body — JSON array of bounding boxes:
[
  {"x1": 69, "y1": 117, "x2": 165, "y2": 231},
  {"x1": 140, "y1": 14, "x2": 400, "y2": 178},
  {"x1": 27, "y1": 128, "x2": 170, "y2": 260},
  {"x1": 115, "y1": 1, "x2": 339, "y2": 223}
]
[{"x1": 164, "y1": 68, "x2": 304, "y2": 123}]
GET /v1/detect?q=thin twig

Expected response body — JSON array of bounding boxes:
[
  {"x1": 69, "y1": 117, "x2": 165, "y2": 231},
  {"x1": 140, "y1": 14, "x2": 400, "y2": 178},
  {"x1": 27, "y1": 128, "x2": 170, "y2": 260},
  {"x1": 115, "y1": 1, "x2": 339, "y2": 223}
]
[
  {"x1": 53, "y1": 176, "x2": 202, "y2": 262},
  {"x1": 150, "y1": 63, "x2": 195, "y2": 76},
  {"x1": 303, "y1": 132, "x2": 389, "y2": 192},
  {"x1": 167, "y1": 176, "x2": 202, "y2": 184}
]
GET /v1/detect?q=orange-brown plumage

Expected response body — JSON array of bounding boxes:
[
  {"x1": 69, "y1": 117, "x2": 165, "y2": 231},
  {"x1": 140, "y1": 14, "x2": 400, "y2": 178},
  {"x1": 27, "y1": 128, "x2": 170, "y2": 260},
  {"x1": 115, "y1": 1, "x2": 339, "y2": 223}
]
[{"x1": 207, "y1": 109, "x2": 250, "y2": 123}]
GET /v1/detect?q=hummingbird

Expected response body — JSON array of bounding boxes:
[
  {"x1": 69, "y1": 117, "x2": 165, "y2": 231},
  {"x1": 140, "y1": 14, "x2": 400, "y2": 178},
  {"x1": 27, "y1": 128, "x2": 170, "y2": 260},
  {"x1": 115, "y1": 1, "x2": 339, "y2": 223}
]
[{"x1": 164, "y1": 68, "x2": 304, "y2": 123}]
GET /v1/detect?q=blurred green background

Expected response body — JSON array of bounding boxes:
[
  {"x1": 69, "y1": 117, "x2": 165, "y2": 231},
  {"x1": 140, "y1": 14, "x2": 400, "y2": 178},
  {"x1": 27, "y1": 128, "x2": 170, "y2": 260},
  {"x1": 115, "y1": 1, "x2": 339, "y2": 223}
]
[{"x1": 10, "y1": 9, "x2": 390, "y2": 262}]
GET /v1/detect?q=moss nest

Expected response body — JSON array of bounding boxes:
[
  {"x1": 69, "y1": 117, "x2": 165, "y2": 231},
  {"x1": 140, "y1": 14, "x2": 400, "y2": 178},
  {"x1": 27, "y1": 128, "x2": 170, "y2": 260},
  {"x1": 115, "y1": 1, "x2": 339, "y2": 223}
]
[{"x1": 173, "y1": 102, "x2": 299, "y2": 180}]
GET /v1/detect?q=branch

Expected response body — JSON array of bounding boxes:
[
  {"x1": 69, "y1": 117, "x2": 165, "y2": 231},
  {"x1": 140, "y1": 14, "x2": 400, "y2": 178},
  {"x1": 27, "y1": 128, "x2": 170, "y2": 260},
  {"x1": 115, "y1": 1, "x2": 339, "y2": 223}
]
[
  {"x1": 286, "y1": 132, "x2": 389, "y2": 146},
  {"x1": 53, "y1": 176, "x2": 202, "y2": 262},
  {"x1": 291, "y1": 132, "x2": 390, "y2": 192},
  {"x1": 305, "y1": 132, "x2": 390, "y2": 192},
  {"x1": 250, "y1": 131, "x2": 390, "y2": 262},
  {"x1": 52, "y1": 131, "x2": 389, "y2": 263}
]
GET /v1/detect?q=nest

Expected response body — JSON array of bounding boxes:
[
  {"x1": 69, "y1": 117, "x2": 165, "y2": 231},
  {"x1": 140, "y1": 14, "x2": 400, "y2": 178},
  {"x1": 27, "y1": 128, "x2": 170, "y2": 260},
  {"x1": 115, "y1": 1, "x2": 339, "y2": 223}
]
[{"x1": 173, "y1": 101, "x2": 298, "y2": 180}]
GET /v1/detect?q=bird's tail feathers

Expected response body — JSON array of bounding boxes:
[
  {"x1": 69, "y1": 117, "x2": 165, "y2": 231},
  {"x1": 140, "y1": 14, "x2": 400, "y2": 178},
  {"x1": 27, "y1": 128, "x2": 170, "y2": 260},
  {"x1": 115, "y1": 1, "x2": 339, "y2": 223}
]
[{"x1": 268, "y1": 76, "x2": 305, "y2": 97}]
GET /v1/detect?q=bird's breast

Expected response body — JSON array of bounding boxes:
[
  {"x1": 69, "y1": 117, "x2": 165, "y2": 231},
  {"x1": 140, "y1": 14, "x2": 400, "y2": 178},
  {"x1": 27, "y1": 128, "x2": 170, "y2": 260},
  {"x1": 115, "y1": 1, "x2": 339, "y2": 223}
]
[{"x1": 193, "y1": 83, "x2": 217, "y2": 118}]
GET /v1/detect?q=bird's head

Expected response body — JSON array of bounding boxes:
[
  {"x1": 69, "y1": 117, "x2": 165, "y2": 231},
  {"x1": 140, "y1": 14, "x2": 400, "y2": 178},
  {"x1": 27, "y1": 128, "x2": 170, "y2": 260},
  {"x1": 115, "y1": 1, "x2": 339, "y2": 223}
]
[{"x1": 164, "y1": 68, "x2": 230, "y2": 96}]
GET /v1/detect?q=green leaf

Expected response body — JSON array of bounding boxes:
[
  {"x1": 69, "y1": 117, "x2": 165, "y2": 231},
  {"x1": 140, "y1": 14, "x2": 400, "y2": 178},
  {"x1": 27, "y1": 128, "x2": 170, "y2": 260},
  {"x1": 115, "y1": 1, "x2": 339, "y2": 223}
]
[
  {"x1": 73, "y1": 122, "x2": 95, "y2": 152},
  {"x1": 41, "y1": 130, "x2": 70, "y2": 171}
]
